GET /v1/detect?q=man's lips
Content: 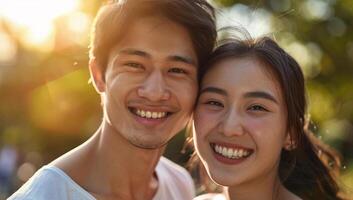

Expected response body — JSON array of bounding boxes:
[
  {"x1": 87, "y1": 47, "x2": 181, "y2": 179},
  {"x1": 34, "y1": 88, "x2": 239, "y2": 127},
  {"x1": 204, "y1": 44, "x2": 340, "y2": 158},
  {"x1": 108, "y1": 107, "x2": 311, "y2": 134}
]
[
  {"x1": 126, "y1": 100, "x2": 180, "y2": 126},
  {"x1": 128, "y1": 107, "x2": 172, "y2": 119},
  {"x1": 127, "y1": 106, "x2": 174, "y2": 127}
]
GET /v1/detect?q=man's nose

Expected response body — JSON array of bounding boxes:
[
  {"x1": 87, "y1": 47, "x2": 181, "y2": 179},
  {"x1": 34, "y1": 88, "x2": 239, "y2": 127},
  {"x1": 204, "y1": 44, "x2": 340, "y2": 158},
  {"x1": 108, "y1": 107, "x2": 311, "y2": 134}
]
[{"x1": 137, "y1": 71, "x2": 170, "y2": 101}]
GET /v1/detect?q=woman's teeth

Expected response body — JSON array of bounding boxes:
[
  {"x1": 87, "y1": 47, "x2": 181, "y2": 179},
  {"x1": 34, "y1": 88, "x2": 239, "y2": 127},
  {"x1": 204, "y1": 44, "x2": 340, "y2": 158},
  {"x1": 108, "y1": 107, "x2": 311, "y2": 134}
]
[
  {"x1": 213, "y1": 144, "x2": 251, "y2": 159},
  {"x1": 135, "y1": 109, "x2": 167, "y2": 119}
]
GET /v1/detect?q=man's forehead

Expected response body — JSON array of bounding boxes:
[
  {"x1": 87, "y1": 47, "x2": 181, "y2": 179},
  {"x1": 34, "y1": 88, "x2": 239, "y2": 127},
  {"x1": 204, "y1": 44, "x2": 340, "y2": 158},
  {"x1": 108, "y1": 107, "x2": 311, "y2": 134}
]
[{"x1": 106, "y1": 16, "x2": 198, "y2": 61}]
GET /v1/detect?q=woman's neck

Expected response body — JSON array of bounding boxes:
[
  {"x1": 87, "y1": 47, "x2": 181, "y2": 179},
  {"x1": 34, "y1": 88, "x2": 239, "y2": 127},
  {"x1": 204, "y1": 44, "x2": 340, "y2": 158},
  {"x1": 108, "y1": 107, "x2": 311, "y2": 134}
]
[{"x1": 226, "y1": 175, "x2": 300, "y2": 200}]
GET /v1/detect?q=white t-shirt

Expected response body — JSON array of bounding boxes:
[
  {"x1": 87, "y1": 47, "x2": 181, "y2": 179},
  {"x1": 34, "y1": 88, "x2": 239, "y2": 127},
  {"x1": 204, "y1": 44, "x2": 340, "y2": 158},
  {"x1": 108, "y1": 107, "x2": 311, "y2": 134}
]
[
  {"x1": 9, "y1": 157, "x2": 195, "y2": 200},
  {"x1": 193, "y1": 193, "x2": 226, "y2": 200}
]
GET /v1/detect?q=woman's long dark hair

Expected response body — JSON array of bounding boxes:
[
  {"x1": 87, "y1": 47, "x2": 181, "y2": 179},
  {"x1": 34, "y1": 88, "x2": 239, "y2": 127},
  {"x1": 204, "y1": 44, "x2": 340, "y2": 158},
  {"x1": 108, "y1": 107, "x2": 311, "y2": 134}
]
[{"x1": 188, "y1": 29, "x2": 348, "y2": 200}]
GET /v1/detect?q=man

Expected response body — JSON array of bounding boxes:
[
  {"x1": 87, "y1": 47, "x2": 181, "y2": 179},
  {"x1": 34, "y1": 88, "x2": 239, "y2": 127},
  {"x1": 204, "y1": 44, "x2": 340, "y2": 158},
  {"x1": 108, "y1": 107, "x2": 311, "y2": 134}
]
[{"x1": 9, "y1": 0, "x2": 216, "y2": 199}]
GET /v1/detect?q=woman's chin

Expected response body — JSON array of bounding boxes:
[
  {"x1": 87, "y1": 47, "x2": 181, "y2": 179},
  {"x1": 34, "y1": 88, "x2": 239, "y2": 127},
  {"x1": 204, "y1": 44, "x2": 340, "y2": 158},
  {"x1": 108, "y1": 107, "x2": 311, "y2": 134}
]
[{"x1": 208, "y1": 172, "x2": 242, "y2": 187}]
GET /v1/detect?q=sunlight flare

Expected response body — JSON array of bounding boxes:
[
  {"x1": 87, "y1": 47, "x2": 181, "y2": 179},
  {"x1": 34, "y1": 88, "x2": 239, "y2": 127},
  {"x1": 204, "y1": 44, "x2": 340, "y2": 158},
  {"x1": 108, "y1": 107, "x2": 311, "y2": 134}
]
[{"x1": 0, "y1": 0, "x2": 80, "y2": 50}]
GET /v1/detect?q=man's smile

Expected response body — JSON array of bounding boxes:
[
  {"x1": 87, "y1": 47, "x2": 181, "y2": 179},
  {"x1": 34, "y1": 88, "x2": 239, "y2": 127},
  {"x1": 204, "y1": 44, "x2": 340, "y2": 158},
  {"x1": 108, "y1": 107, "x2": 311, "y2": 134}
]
[{"x1": 129, "y1": 107, "x2": 171, "y2": 119}]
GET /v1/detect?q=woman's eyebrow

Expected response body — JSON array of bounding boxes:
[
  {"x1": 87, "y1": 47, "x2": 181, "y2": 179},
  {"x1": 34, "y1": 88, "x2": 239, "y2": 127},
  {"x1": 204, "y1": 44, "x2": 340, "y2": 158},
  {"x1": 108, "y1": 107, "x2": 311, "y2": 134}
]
[
  {"x1": 244, "y1": 91, "x2": 278, "y2": 104},
  {"x1": 199, "y1": 86, "x2": 228, "y2": 96}
]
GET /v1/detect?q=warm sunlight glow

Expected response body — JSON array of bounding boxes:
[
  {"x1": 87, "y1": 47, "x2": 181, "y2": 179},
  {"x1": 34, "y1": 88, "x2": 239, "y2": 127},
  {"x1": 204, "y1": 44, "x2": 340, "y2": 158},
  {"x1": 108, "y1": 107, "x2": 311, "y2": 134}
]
[
  {"x1": 67, "y1": 12, "x2": 91, "y2": 35},
  {"x1": 0, "y1": 31, "x2": 17, "y2": 63},
  {"x1": 66, "y1": 12, "x2": 92, "y2": 45},
  {"x1": 217, "y1": 4, "x2": 273, "y2": 37},
  {"x1": 0, "y1": 0, "x2": 79, "y2": 26},
  {"x1": 0, "y1": 0, "x2": 80, "y2": 51},
  {"x1": 22, "y1": 21, "x2": 55, "y2": 52}
]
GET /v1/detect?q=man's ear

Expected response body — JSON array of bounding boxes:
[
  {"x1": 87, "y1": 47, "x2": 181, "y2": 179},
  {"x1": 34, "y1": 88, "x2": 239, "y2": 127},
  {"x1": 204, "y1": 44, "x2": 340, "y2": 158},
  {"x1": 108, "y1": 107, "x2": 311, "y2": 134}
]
[
  {"x1": 89, "y1": 58, "x2": 106, "y2": 93},
  {"x1": 283, "y1": 132, "x2": 296, "y2": 151}
]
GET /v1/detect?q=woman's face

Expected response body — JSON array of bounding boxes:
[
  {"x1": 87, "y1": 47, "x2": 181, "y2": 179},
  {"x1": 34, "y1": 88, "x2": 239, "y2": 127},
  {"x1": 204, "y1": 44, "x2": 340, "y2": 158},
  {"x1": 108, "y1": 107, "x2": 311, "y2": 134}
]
[{"x1": 194, "y1": 56, "x2": 290, "y2": 187}]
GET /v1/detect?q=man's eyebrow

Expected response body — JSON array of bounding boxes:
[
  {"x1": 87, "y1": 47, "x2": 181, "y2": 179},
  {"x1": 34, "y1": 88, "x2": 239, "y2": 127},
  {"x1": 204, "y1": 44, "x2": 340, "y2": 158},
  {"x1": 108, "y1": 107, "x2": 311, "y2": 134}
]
[
  {"x1": 244, "y1": 91, "x2": 278, "y2": 104},
  {"x1": 118, "y1": 48, "x2": 196, "y2": 66},
  {"x1": 119, "y1": 48, "x2": 151, "y2": 58},
  {"x1": 168, "y1": 55, "x2": 196, "y2": 66},
  {"x1": 199, "y1": 86, "x2": 228, "y2": 96}
]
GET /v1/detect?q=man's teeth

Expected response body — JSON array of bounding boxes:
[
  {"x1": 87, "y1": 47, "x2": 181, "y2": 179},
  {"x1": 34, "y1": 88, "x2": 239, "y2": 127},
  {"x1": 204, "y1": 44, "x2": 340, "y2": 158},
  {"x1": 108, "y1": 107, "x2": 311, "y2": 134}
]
[
  {"x1": 136, "y1": 109, "x2": 167, "y2": 119},
  {"x1": 214, "y1": 144, "x2": 251, "y2": 159}
]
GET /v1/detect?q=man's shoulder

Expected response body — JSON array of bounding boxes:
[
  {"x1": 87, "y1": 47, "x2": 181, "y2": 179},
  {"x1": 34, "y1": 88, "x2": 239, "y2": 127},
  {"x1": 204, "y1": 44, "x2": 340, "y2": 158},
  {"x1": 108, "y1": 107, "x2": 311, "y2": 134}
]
[
  {"x1": 154, "y1": 157, "x2": 195, "y2": 199},
  {"x1": 157, "y1": 157, "x2": 191, "y2": 181},
  {"x1": 8, "y1": 165, "x2": 94, "y2": 200},
  {"x1": 8, "y1": 166, "x2": 65, "y2": 200}
]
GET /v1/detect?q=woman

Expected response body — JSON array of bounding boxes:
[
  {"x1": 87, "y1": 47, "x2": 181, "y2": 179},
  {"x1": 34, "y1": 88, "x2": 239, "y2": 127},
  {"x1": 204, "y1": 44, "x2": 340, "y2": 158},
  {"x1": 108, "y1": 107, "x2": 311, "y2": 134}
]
[{"x1": 192, "y1": 34, "x2": 346, "y2": 200}]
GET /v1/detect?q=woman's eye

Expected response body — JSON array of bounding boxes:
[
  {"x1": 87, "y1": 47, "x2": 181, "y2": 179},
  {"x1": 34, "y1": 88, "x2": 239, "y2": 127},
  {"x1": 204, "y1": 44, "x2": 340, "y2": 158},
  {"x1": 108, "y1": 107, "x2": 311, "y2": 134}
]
[
  {"x1": 248, "y1": 105, "x2": 268, "y2": 112},
  {"x1": 169, "y1": 67, "x2": 187, "y2": 74},
  {"x1": 205, "y1": 101, "x2": 224, "y2": 107}
]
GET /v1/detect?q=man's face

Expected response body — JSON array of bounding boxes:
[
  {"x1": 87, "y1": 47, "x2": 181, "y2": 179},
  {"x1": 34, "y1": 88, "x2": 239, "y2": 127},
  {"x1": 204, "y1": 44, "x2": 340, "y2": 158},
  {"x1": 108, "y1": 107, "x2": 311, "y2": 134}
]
[{"x1": 95, "y1": 16, "x2": 198, "y2": 149}]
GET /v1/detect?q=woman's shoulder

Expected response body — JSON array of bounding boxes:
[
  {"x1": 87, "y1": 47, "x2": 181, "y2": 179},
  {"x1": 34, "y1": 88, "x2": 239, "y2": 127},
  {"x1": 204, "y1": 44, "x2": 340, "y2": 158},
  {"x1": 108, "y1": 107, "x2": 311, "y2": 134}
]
[{"x1": 193, "y1": 193, "x2": 226, "y2": 200}]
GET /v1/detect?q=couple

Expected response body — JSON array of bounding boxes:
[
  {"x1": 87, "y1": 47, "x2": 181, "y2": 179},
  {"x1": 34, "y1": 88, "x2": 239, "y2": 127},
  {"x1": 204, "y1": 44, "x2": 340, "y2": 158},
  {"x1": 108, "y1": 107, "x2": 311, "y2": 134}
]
[{"x1": 9, "y1": 0, "x2": 344, "y2": 200}]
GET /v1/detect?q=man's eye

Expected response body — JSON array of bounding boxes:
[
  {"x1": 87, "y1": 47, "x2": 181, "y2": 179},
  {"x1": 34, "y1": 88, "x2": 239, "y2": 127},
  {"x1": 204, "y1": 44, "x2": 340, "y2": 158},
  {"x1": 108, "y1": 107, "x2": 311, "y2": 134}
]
[
  {"x1": 124, "y1": 62, "x2": 143, "y2": 69},
  {"x1": 248, "y1": 105, "x2": 268, "y2": 112},
  {"x1": 169, "y1": 68, "x2": 187, "y2": 74}
]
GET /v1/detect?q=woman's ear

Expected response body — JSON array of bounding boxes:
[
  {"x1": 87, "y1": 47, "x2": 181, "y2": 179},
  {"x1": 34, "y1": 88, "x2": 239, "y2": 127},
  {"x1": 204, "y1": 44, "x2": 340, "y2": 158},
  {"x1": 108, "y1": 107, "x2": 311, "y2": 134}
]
[
  {"x1": 283, "y1": 132, "x2": 297, "y2": 151},
  {"x1": 89, "y1": 58, "x2": 106, "y2": 93}
]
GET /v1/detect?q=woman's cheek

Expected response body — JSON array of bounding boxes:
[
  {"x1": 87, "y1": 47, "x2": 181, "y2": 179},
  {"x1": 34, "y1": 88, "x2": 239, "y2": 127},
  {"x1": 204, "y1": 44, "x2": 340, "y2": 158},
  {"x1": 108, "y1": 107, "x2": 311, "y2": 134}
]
[
  {"x1": 195, "y1": 108, "x2": 218, "y2": 136},
  {"x1": 244, "y1": 116, "x2": 279, "y2": 141}
]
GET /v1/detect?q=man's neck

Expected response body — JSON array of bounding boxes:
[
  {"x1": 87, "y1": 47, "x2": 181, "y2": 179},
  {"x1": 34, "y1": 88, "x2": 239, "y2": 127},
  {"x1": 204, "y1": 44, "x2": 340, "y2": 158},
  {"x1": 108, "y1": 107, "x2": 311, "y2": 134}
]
[
  {"x1": 91, "y1": 122, "x2": 164, "y2": 198},
  {"x1": 54, "y1": 122, "x2": 165, "y2": 200}
]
